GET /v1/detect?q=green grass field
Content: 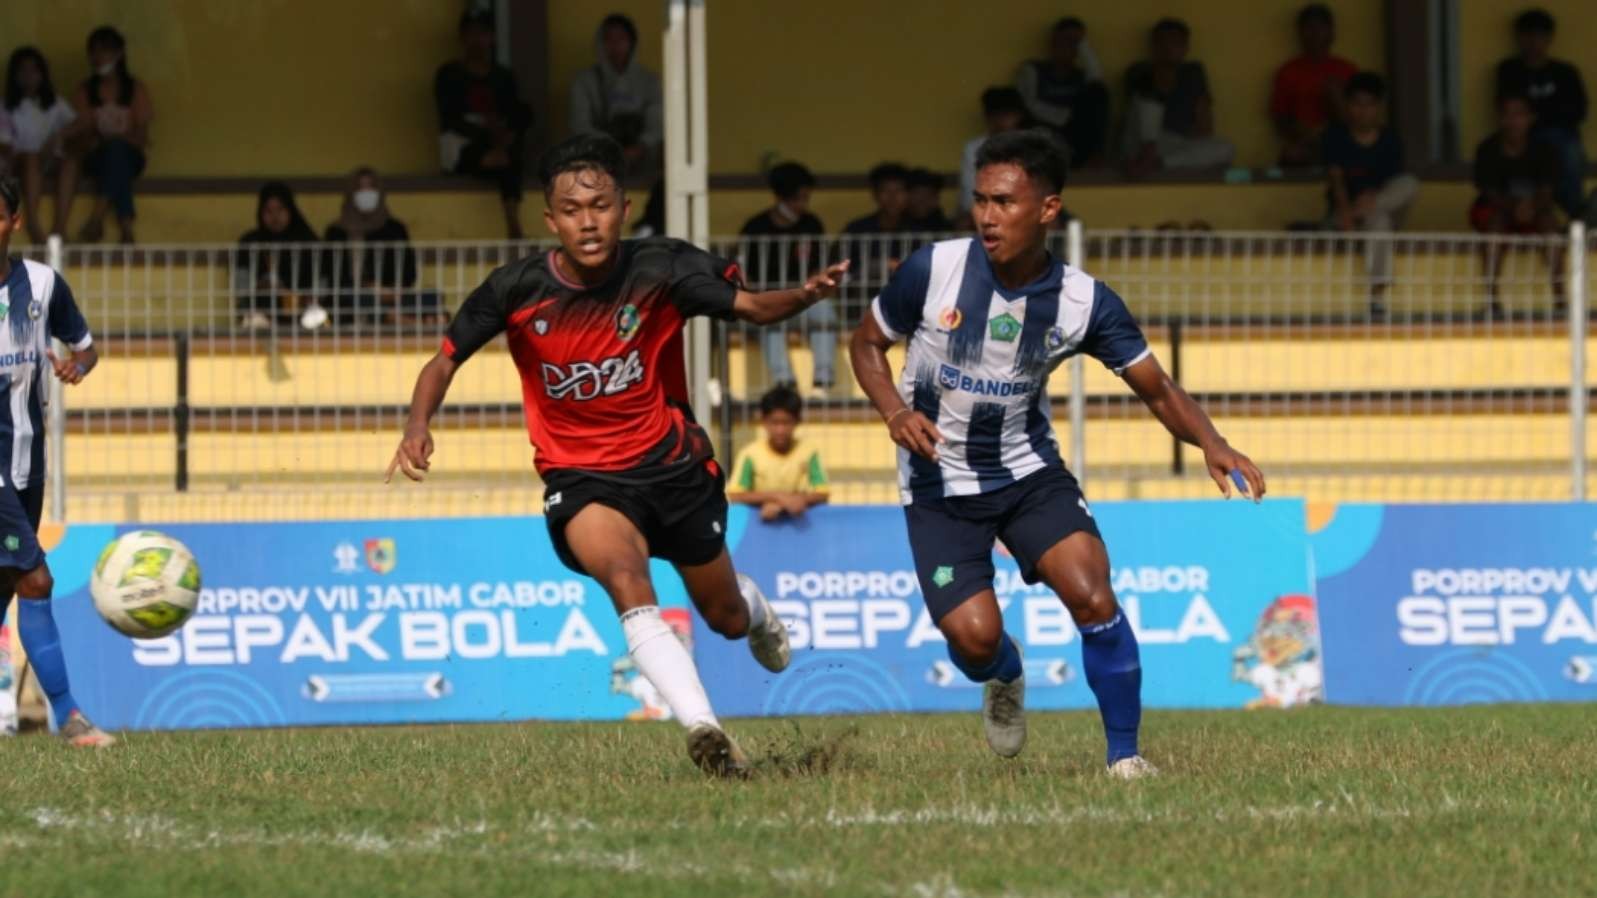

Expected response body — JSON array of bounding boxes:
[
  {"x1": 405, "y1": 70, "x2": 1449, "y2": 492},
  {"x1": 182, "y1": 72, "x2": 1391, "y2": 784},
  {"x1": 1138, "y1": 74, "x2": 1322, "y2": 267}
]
[{"x1": 0, "y1": 705, "x2": 1593, "y2": 898}]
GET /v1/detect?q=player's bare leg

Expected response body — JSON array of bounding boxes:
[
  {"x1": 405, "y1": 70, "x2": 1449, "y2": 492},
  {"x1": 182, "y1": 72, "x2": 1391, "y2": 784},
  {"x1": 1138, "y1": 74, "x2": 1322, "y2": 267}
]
[
  {"x1": 938, "y1": 590, "x2": 1026, "y2": 758},
  {"x1": 563, "y1": 504, "x2": 746, "y2": 777},
  {"x1": 676, "y1": 548, "x2": 790, "y2": 673},
  {"x1": 1034, "y1": 531, "x2": 1155, "y2": 778}
]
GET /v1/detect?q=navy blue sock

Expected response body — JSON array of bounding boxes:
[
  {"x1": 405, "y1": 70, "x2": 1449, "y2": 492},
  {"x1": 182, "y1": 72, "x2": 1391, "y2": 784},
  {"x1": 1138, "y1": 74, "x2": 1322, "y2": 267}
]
[
  {"x1": 1080, "y1": 612, "x2": 1142, "y2": 765},
  {"x1": 948, "y1": 631, "x2": 1023, "y2": 684},
  {"x1": 18, "y1": 598, "x2": 80, "y2": 728}
]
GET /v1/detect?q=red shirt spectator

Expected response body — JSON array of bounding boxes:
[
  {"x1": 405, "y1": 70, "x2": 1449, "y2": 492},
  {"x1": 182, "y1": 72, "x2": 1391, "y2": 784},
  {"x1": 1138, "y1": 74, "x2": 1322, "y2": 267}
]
[{"x1": 1270, "y1": 4, "x2": 1357, "y2": 166}]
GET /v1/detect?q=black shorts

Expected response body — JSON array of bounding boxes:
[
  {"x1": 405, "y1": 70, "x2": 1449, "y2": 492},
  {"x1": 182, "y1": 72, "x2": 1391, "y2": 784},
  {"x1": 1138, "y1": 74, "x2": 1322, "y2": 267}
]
[
  {"x1": 543, "y1": 459, "x2": 728, "y2": 576},
  {"x1": 905, "y1": 466, "x2": 1101, "y2": 623},
  {"x1": 0, "y1": 480, "x2": 46, "y2": 572}
]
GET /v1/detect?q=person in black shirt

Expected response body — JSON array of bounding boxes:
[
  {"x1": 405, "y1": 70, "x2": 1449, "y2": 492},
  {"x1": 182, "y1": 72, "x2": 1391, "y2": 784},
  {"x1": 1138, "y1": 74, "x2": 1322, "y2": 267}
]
[
  {"x1": 906, "y1": 168, "x2": 953, "y2": 232},
  {"x1": 1495, "y1": 9, "x2": 1586, "y2": 218},
  {"x1": 1472, "y1": 91, "x2": 1564, "y2": 311},
  {"x1": 435, "y1": 11, "x2": 533, "y2": 238},
  {"x1": 739, "y1": 162, "x2": 837, "y2": 390},
  {"x1": 235, "y1": 182, "x2": 326, "y2": 332},
  {"x1": 1016, "y1": 18, "x2": 1109, "y2": 167},
  {"x1": 1121, "y1": 18, "x2": 1234, "y2": 174},
  {"x1": 1322, "y1": 73, "x2": 1417, "y2": 311},
  {"x1": 324, "y1": 168, "x2": 440, "y2": 329},
  {"x1": 842, "y1": 162, "x2": 912, "y2": 294}
]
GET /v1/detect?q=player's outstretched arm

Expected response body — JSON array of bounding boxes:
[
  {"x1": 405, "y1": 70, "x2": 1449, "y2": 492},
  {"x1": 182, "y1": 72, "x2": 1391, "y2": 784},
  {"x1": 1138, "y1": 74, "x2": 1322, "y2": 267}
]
[
  {"x1": 849, "y1": 313, "x2": 944, "y2": 462},
  {"x1": 1122, "y1": 354, "x2": 1266, "y2": 501},
  {"x1": 731, "y1": 260, "x2": 850, "y2": 325},
  {"x1": 386, "y1": 353, "x2": 460, "y2": 483}
]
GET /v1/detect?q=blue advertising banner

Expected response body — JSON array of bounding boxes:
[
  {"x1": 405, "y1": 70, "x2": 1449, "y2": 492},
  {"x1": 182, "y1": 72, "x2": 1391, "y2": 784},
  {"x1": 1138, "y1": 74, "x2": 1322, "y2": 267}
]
[
  {"x1": 47, "y1": 517, "x2": 696, "y2": 731},
  {"x1": 1314, "y1": 503, "x2": 1597, "y2": 705},
  {"x1": 698, "y1": 499, "x2": 1317, "y2": 716}
]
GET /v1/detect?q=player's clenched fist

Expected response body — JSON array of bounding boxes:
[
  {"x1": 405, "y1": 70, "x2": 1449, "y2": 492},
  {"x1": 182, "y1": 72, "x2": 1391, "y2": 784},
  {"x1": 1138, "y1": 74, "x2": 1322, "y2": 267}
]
[
  {"x1": 886, "y1": 407, "x2": 945, "y2": 462},
  {"x1": 385, "y1": 423, "x2": 434, "y2": 483}
]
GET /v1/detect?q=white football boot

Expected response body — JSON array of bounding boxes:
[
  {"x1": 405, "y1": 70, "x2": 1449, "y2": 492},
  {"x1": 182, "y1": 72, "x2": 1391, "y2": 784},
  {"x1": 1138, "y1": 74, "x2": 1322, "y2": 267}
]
[
  {"x1": 1106, "y1": 755, "x2": 1159, "y2": 780},
  {"x1": 981, "y1": 645, "x2": 1026, "y2": 758},
  {"x1": 739, "y1": 573, "x2": 790, "y2": 673}
]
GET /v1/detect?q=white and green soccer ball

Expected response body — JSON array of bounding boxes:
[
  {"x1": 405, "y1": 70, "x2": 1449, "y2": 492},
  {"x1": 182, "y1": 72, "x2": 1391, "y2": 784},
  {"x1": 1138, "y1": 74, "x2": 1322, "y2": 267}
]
[{"x1": 90, "y1": 530, "x2": 201, "y2": 639}]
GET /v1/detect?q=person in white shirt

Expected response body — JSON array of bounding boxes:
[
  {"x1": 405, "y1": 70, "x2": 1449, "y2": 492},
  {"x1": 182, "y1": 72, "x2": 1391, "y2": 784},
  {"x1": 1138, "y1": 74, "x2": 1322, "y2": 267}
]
[{"x1": 1, "y1": 48, "x2": 79, "y2": 244}]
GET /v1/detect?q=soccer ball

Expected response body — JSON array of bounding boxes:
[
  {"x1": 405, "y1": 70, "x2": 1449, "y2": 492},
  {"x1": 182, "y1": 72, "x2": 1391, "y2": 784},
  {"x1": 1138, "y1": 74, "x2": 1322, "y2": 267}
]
[{"x1": 90, "y1": 530, "x2": 201, "y2": 639}]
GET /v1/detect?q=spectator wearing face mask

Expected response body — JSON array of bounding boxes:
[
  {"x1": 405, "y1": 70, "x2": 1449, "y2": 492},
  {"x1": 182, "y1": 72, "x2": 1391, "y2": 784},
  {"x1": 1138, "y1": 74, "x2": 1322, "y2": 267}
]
[
  {"x1": 325, "y1": 168, "x2": 436, "y2": 329},
  {"x1": 67, "y1": 25, "x2": 153, "y2": 244}
]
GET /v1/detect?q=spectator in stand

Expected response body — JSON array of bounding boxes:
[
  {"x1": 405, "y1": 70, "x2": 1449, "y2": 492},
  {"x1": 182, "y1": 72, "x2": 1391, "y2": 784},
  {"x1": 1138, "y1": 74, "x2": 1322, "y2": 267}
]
[
  {"x1": 728, "y1": 385, "x2": 829, "y2": 523},
  {"x1": 236, "y1": 182, "x2": 326, "y2": 332},
  {"x1": 569, "y1": 14, "x2": 662, "y2": 178},
  {"x1": 1121, "y1": 18, "x2": 1234, "y2": 175},
  {"x1": 959, "y1": 87, "x2": 1032, "y2": 228},
  {"x1": 1270, "y1": 4, "x2": 1357, "y2": 166},
  {"x1": 324, "y1": 168, "x2": 443, "y2": 330},
  {"x1": 435, "y1": 10, "x2": 533, "y2": 239},
  {"x1": 68, "y1": 27, "x2": 152, "y2": 245},
  {"x1": 1496, "y1": 9, "x2": 1587, "y2": 219},
  {"x1": 843, "y1": 162, "x2": 912, "y2": 288},
  {"x1": 1017, "y1": 17, "x2": 1109, "y2": 167},
  {"x1": 739, "y1": 162, "x2": 836, "y2": 391},
  {"x1": 1472, "y1": 91, "x2": 1564, "y2": 310},
  {"x1": 906, "y1": 168, "x2": 953, "y2": 231},
  {"x1": 1, "y1": 48, "x2": 77, "y2": 244},
  {"x1": 1322, "y1": 73, "x2": 1418, "y2": 315}
]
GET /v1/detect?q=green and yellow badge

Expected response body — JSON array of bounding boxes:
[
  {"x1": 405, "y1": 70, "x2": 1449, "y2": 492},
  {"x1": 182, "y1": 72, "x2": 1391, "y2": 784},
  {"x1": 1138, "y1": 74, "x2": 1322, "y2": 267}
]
[{"x1": 615, "y1": 303, "x2": 641, "y2": 341}]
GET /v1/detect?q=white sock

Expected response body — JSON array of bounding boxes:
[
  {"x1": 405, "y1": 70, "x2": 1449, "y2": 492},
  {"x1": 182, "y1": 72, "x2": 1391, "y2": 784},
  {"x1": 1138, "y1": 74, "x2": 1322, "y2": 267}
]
[
  {"x1": 736, "y1": 573, "x2": 768, "y2": 630},
  {"x1": 621, "y1": 606, "x2": 718, "y2": 729}
]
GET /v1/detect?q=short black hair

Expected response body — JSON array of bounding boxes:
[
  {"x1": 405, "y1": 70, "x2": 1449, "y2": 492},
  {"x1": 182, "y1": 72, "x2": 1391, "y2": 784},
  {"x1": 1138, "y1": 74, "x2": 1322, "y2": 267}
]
[
  {"x1": 1345, "y1": 71, "x2": 1386, "y2": 102},
  {"x1": 906, "y1": 168, "x2": 943, "y2": 191},
  {"x1": 1514, "y1": 8, "x2": 1555, "y2": 35},
  {"x1": 974, "y1": 129, "x2": 1068, "y2": 195},
  {"x1": 867, "y1": 162, "x2": 909, "y2": 191},
  {"x1": 87, "y1": 25, "x2": 125, "y2": 53},
  {"x1": 1497, "y1": 88, "x2": 1535, "y2": 111},
  {"x1": 538, "y1": 133, "x2": 626, "y2": 195},
  {"x1": 767, "y1": 162, "x2": 815, "y2": 200},
  {"x1": 601, "y1": 13, "x2": 638, "y2": 47},
  {"x1": 459, "y1": 9, "x2": 494, "y2": 32},
  {"x1": 1152, "y1": 17, "x2": 1191, "y2": 40},
  {"x1": 1053, "y1": 17, "x2": 1085, "y2": 34},
  {"x1": 0, "y1": 176, "x2": 19, "y2": 217},
  {"x1": 981, "y1": 86, "x2": 1027, "y2": 117},
  {"x1": 1297, "y1": 3, "x2": 1333, "y2": 28},
  {"x1": 759, "y1": 384, "x2": 803, "y2": 419}
]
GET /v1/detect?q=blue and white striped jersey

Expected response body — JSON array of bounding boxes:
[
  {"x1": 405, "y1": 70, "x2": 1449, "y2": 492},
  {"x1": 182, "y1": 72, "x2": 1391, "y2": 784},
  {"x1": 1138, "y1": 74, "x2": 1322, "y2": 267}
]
[
  {"x1": 0, "y1": 259, "x2": 92, "y2": 490},
  {"x1": 872, "y1": 238, "x2": 1149, "y2": 505}
]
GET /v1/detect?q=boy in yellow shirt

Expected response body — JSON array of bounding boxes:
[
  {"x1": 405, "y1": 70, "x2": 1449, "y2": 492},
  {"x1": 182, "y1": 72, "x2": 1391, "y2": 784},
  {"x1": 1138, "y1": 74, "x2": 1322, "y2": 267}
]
[{"x1": 729, "y1": 386, "x2": 830, "y2": 522}]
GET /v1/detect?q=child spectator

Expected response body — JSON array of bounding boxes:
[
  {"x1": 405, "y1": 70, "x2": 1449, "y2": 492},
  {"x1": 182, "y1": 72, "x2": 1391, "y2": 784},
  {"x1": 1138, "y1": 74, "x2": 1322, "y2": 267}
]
[
  {"x1": 1270, "y1": 4, "x2": 1357, "y2": 166},
  {"x1": 1122, "y1": 18, "x2": 1235, "y2": 174},
  {"x1": 569, "y1": 14, "x2": 662, "y2": 179},
  {"x1": 1472, "y1": 91, "x2": 1564, "y2": 310},
  {"x1": 1016, "y1": 18, "x2": 1110, "y2": 167},
  {"x1": 1323, "y1": 73, "x2": 1418, "y2": 314},
  {"x1": 728, "y1": 385, "x2": 829, "y2": 523},
  {"x1": 235, "y1": 182, "x2": 326, "y2": 332},
  {"x1": 435, "y1": 10, "x2": 533, "y2": 239},
  {"x1": 959, "y1": 87, "x2": 1031, "y2": 226},
  {"x1": 906, "y1": 168, "x2": 953, "y2": 231},
  {"x1": 739, "y1": 162, "x2": 836, "y2": 391},
  {"x1": 842, "y1": 162, "x2": 912, "y2": 289},
  {"x1": 1, "y1": 48, "x2": 77, "y2": 243},
  {"x1": 324, "y1": 168, "x2": 438, "y2": 330},
  {"x1": 1495, "y1": 9, "x2": 1587, "y2": 218},
  {"x1": 68, "y1": 26, "x2": 152, "y2": 244}
]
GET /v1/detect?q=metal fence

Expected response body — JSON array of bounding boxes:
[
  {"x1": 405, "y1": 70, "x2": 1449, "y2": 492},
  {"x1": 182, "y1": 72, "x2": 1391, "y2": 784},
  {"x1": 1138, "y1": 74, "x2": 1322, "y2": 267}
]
[{"x1": 29, "y1": 223, "x2": 1596, "y2": 523}]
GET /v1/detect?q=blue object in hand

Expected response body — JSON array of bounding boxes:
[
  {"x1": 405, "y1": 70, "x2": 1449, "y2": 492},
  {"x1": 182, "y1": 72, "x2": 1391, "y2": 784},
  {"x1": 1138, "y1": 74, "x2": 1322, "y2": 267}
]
[{"x1": 1230, "y1": 469, "x2": 1248, "y2": 494}]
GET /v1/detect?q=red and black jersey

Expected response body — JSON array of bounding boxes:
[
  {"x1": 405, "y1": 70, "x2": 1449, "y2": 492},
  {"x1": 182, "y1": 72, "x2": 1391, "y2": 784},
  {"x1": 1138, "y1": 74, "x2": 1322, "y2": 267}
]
[{"x1": 443, "y1": 237, "x2": 742, "y2": 481}]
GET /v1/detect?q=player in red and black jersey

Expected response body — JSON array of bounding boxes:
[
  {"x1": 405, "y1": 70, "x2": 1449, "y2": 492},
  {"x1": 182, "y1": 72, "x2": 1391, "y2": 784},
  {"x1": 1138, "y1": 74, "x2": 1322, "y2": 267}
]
[{"x1": 388, "y1": 134, "x2": 848, "y2": 776}]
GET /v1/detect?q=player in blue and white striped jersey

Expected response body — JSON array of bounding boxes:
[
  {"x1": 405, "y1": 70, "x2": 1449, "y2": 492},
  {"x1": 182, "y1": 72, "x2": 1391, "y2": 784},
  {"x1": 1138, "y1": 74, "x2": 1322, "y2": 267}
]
[
  {"x1": 0, "y1": 176, "x2": 114, "y2": 747},
  {"x1": 851, "y1": 131, "x2": 1265, "y2": 778}
]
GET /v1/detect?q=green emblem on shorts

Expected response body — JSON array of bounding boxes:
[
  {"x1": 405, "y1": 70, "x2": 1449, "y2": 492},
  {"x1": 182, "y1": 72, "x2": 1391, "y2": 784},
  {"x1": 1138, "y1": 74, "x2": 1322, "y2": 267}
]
[
  {"x1": 931, "y1": 565, "x2": 954, "y2": 588},
  {"x1": 3, "y1": 535, "x2": 18, "y2": 552},
  {"x1": 989, "y1": 312, "x2": 1021, "y2": 343},
  {"x1": 615, "y1": 303, "x2": 641, "y2": 341}
]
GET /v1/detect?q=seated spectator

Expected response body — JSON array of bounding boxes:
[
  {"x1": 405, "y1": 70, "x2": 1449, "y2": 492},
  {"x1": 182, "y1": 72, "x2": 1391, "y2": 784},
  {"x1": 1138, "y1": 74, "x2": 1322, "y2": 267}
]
[
  {"x1": 906, "y1": 168, "x2": 953, "y2": 231},
  {"x1": 2, "y1": 48, "x2": 77, "y2": 243},
  {"x1": 436, "y1": 10, "x2": 533, "y2": 239},
  {"x1": 1122, "y1": 19, "x2": 1235, "y2": 175},
  {"x1": 1322, "y1": 74, "x2": 1417, "y2": 314},
  {"x1": 959, "y1": 87, "x2": 1032, "y2": 227},
  {"x1": 728, "y1": 385, "x2": 829, "y2": 523},
  {"x1": 1472, "y1": 91, "x2": 1564, "y2": 309},
  {"x1": 842, "y1": 162, "x2": 912, "y2": 288},
  {"x1": 1270, "y1": 4, "x2": 1357, "y2": 166},
  {"x1": 1017, "y1": 17, "x2": 1109, "y2": 167},
  {"x1": 739, "y1": 162, "x2": 836, "y2": 391},
  {"x1": 68, "y1": 26, "x2": 152, "y2": 245},
  {"x1": 570, "y1": 14, "x2": 662, "y2": 178},
  {"x1": 324, "y1": 168, "x2": 443, "y2": 330},
  {"x1": 1496, "y1": 9, "x2": 1587, "y2": 219},
  {"x1": 235, "y1": 182, "x2": 326, "y2": 332}
]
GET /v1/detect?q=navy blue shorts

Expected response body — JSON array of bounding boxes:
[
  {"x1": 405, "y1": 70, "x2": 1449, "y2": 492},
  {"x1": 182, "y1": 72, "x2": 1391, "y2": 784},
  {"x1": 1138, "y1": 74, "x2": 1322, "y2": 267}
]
[
  {"x1": 0, "y1": 480, "x2": 46, "y2": 572},
  {"x1": 905, "y1": 466, "x2": 1101, "y2": 623}
]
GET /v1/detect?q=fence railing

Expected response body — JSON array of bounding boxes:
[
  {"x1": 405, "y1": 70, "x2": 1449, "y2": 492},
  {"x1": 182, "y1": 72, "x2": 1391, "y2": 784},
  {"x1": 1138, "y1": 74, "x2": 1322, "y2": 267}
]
[{"x1": 30, "y1": 224, "x2": 1596, "y2": 522}]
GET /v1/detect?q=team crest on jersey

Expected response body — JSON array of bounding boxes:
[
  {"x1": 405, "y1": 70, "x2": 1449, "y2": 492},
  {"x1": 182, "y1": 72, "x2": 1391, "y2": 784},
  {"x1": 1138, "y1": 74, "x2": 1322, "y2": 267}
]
[
  {"x1": 27, "y1": 300, "x2": 41, "y2": 321},
  {"x1": 534, "y1": 319, "x2": 549, "y2": 336},
  {"x1": 938, "y1": 364, "x2": 961, "y2": 390},
  {"x1": 989, "y1": 312, "x2": 1022, "y2": 343},
  {"x1": 615, "y1": 304, "x2": 641, "y2": 341},
  {"x1": 1046, "y1": 326, "x2": 1066, "y2": 351},
  {"x1": 937, "y1": 307, "x2": 962, "y2": 331}
]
